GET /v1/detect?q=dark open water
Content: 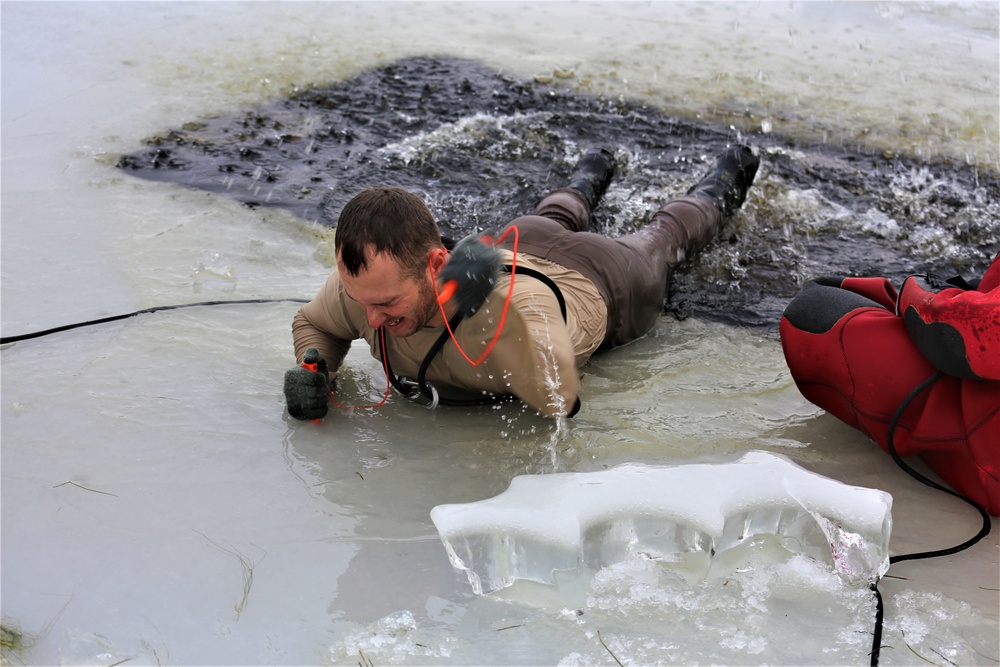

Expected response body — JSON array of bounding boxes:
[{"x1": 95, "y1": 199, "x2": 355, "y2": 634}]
[{"x1": 118, "y1": 56, "x2": 998, "y2": 326}]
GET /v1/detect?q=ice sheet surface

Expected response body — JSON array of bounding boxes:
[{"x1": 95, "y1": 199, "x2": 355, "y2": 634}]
[{"x1": 431, "y1": 451, "x2": 892, "y2": 594}]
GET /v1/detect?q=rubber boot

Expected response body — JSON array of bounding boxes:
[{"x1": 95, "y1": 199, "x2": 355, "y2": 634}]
[
  {"x1": 687, "y1": 144, "x2": 759, "y2": 216},
  {"x1": 567, "y1": 148, "x2": 617, "y2": 212}
]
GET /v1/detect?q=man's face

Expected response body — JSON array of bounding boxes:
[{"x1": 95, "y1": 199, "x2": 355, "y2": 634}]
[{"x1": 338, "y1": 250, "x2": 444, "y2": 337}]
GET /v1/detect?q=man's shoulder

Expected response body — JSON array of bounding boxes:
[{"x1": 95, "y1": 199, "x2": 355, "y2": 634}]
[{"x1": 312, "y1": 269, "x2": 372, "y2": 334}]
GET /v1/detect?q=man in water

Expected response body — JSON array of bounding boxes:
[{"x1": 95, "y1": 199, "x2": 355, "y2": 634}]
[{"x1": 284, "y1": 144, "x2": 759, "y2": 420}]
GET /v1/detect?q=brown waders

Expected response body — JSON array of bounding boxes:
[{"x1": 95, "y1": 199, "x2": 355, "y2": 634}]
[{"x1": 497, "y1": 188, "x2": 721, "y2": 349}]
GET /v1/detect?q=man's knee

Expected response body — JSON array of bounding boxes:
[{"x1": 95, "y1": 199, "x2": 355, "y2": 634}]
[{"x1": 533, "y1": 188, "x2": 591, "y2": 233}]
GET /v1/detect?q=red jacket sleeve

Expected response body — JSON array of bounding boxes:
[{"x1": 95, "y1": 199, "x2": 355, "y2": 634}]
[{"x1": 897, "y1": 254, "x2": 1000, "y2": 380}]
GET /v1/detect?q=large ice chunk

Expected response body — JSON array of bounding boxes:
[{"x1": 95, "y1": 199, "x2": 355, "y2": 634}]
[{"x1": 430, "y1": 451, "x2": 892, "y2": 594}]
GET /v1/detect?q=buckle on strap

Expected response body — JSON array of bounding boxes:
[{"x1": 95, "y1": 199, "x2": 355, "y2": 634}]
[
  {"x1": 397, "y1": 376, "x2": 440, "y2": 409},
  {"x1": 424, "y1": 383, "x2": 440, "y2": 410}
]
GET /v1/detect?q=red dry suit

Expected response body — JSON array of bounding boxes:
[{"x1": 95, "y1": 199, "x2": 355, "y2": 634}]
[{"x1": 779, "y1": 254, "x2": 1000, "y2": 516}]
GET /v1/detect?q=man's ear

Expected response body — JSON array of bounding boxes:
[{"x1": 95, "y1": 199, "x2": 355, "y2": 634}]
[{"x1": 428, "y1": 247, "x2": 449, "y2": 273}]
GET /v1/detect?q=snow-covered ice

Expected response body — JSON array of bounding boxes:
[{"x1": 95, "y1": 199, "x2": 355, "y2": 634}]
[{"x1": 431, "y1": 451, "x2": 892, "y2": 594}]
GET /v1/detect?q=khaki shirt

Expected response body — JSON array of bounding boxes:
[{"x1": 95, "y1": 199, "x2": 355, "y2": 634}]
[{"x1": 292, "y1": 249, "x2": 608, "y2": 417}]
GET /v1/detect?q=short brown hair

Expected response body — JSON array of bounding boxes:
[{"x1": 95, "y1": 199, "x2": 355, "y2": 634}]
[{"x1": 335, "y1": 187, "x2": 442, "y2": 276}]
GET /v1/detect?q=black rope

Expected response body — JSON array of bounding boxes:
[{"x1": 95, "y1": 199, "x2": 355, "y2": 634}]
[
  {"x1": 870, "y1": 582, "x2": 884, "y2": 665},
  {"x1": 869, "y1": 370, "x2": 992, "y2": 666},
  {"x1": 0, "y1": 299, "x2": 310, "y2": 345}
]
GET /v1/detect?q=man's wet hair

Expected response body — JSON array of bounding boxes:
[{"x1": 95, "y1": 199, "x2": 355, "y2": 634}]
[{"x1": 335, "y1": 187, "x2": 442, "y2": 277}]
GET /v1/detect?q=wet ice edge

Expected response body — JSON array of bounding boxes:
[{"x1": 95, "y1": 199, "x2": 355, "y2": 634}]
[{"x1": 430, "y1": 451, "x2": 892, "y2": 595}]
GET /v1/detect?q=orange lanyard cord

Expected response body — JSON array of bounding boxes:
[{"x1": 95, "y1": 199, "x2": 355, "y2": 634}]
[{"x1": 430, "y1": 226, "x2": 518, "y2": 367}]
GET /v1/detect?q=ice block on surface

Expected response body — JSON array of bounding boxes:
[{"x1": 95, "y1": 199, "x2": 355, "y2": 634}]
[{"x1": 430, "y1": 451, "x2": 892, "y2": 594}]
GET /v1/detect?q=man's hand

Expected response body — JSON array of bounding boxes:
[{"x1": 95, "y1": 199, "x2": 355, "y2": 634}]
[
  {"x1": 438, "y1": 233, "x2": 501, "y2": 318},
  {"x1": 284, "y1": 348, "x2": 331, "y2": 421}
]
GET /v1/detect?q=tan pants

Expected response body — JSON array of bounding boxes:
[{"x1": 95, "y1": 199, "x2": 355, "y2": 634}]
[{"x1": 497, "y1": 188, "x2": 721, "y2": 349}]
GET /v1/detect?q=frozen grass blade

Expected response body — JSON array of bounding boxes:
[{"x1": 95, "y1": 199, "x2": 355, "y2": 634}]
[
  {"x1": 53, "y1": 481, "x2": 118, "y2": 497},
  {"x1": 198, "y1": 532, "x2": 266, "y2": 619},
  {"x1": 597, "y1": 630, "x2": 624, "y2": 667}
]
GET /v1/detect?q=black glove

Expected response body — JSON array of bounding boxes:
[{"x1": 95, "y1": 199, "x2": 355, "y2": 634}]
[
  {"x1": 284, "y1": 348, "x2": 331, "y2": 421},
  {"x1": 438, "y1": 233, "x2": 501, "y2": 318}
]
